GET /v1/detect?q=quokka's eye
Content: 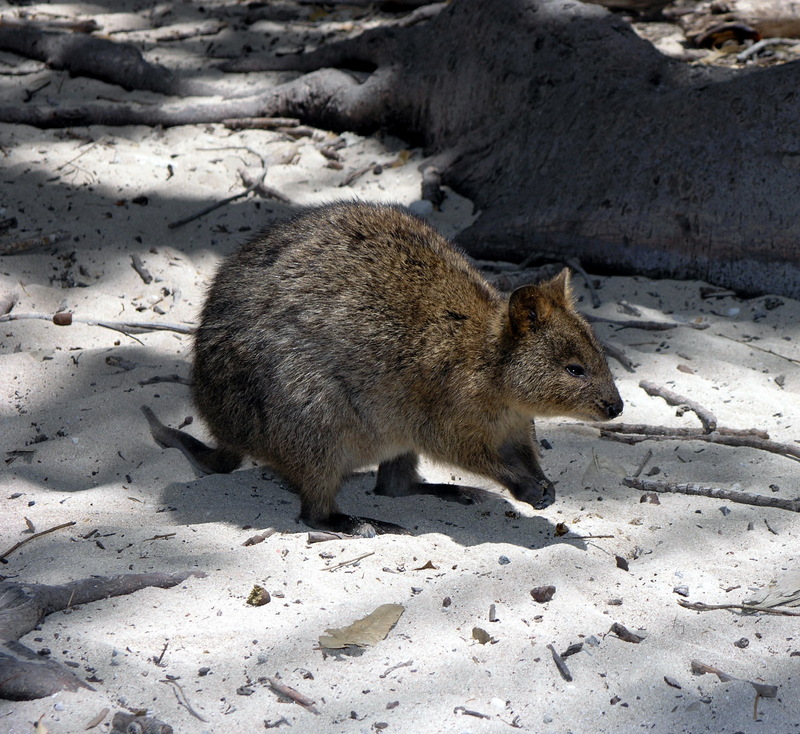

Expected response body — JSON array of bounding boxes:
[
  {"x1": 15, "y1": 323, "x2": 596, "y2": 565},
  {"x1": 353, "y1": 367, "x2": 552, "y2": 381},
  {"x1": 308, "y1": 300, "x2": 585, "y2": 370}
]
[{"x1": 566, "y1": 364, "x2": 586, "y2": 378}]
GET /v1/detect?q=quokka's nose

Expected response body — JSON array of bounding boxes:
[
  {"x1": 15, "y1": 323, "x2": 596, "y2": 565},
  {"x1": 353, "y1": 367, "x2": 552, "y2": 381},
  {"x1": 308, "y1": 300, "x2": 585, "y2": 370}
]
[{"x1": 605, "y1": 399, "x2": 624, "y2": 419}]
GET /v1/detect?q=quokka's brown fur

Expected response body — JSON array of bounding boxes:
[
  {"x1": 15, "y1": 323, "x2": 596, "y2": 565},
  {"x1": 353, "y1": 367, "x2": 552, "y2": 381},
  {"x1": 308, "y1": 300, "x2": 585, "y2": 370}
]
[{"x1": 182, "y1": 201, "x2": 623, "y2": 536}]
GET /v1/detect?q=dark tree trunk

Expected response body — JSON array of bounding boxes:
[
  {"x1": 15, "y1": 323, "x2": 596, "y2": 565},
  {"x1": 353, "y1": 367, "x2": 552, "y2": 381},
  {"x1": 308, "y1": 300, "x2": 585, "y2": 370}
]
[{"x1": 1, "y1": 0, "x2": 798, "y2": 296}]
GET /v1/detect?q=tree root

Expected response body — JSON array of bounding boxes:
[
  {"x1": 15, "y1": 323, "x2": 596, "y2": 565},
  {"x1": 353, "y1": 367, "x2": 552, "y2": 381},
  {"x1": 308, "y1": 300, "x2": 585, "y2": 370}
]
[{"x1": 0, "y1": 571, "x2": 205, "y2": 700}]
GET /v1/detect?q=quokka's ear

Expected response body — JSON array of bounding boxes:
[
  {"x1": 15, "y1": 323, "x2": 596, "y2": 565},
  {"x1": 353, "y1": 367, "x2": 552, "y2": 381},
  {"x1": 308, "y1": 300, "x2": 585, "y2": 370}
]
[
  {"x1": 508, "y1": 283, "x2": 554, "y2": 336},
  {"x1": 543, "y1": 268, "x2": 574, "y2": 306}
]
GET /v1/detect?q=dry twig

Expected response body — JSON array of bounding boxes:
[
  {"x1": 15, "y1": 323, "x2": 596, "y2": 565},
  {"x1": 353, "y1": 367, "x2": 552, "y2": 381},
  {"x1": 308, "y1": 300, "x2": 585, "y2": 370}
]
[
  {"x1": 267, "y1": 677, "x2": 320, "y2": 715},
  {"x1": 678, "y1": 599, "x2": 800, "y2": 617},
  {"x1": 0, "y1": 230, "x2": 69, "y2": 255},
  {"x1": 623, "y1": 478, "x2": 800, "y2": 512},
  {"x1": 322, "y1": 551, "x2": 374, "y2": 572},
  {"x1": 639, "y1": 380, "x2": 717, "y2": 433},
  {"x1": 0, "y1": 521, "x2": 76, "y2": 562},
  {"x1": 607, "y1": 432, "x2": 800, "y2": 461},
  {"x1": 547, "y1": 643, "x2": 573, "y2": 681},
  {"x1": 168, "y1": 168, "x2": 266, "y2": 229},
  {"x1": 130, "y1": 253, "x2": 153, "y2": 284},
  {"x1": 0, "y1": 311, "x2": 193, "y2": 335},
  {"x1": 161, "y1": 678, "x2": 207, "y2": 721},
  {"x1": 584, "y1": 314, "x2": 709, "y2": 331}
]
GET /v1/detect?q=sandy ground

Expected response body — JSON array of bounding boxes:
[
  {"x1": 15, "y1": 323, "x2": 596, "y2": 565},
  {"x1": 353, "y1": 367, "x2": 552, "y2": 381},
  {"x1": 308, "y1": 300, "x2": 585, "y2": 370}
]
[{"x1": 1, "y1": 3, "x2": 800, "y2": 734}]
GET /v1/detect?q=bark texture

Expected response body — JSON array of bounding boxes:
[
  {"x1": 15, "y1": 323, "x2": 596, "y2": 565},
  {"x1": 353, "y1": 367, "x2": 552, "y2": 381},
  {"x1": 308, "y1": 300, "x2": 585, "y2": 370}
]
[
  {"x1": 0, "y1": 571, "x2": 203, "y2": 700},
  {"x1": 1, "y1": 0, "x2": 799, "y2": 296}
]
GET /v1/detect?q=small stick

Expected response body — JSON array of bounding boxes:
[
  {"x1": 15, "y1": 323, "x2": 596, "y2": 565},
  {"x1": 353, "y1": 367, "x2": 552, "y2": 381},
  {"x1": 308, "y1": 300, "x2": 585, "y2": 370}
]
[
  {"x1": 560, "y1": 534, "x2": 615, "y2": 541},
  {"x1": 307, "y1": 531, "x2": 356, "y2": 543},
  {"x1": 340, "y1": 163, "x2": 376, "y2": 187},
  {"x1": 633, "y1": 449, "x2": 653, "y2": 478},
  {"x1": 584, "y1": 314, "x2": 709, "y2": 331},
  {"x1": 679, "y1": 599, "x2": 800, "y2": 617},
  {"x1": 0, "y1": 311, "x2": 194, "y2": 335},
  {"x1": 322, "y1": 551, "x2": 375, "y2": 572},
  {"x1": 602, "y1": 340, "x2": 636, "y2": 372},
  {"x1": 239, "y1": 168, "x2": 291, "y2": 204},
  {"x1": 609, "y1": 622, "x2": 643, "y2": 643},
  {"x1": 0, "y1": 291, "x2": 17, "y2": 316},
  {"x1": 0, "y1": 520, "x2": 76, "y2": 562},
  {"x1": 168, "y1": 169, "x2": 267, "y2": 229},
  {"x1": 639, "y1": 380, "x2": 717, "y2": 433},
  {"x1": 453, "y1": 706, "x2": 491, "y2": 719},
  {"x1": 564, "y1": 258, "x2": 600, "y2": 308},
  {"x1": 154, "y1": 641, "x2": 169, "y2": 665},
  {"x1": 139, "y1": 374, "x2": 193, "y2": 386},
  {"x1": 623, "y1": 478, "x2": 800, "y2": 512},
  {"x1": 267, "y1": 677, "x2": 320, "y2": 714},
  {"x1": 547, "y1": 644, "x2": 573, "y2": 681},
  {"x1": 607, "y1": 432, "x2": 800, "y2": 462},
  {"x1": 130, "y1": 254, "x2": 153, "y2": 284},
  {"x1": 0, "y1": 230, "x2": 70, "y2": 255},
  {"x1": 380, "y1": 659, "x2": 413, "y2": 679},
  {"x1": 243, "y1": 528, "x2": 276, "y2": 546},
  {"x1": 717, "y1": 333, "x2": 800, "y2": 366},
  {"x1": 161, "y1": 678, "x2": 207, "y2": 721},
  {"x1": 593, "y1": 423, "x2": 769, "y2": 440}
]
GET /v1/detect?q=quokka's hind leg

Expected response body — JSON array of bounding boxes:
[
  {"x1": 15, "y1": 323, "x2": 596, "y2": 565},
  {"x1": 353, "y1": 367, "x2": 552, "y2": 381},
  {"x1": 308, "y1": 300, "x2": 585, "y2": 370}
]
[
  {"x1": 295, "y1": 473, "x2": 410, "y2": 537},
  {"x1": 141, "y1": 406, "x2": 242, "y2": 475},
  {"x1": 375, "y1": 452, "x2": 493, "y2": 505}
]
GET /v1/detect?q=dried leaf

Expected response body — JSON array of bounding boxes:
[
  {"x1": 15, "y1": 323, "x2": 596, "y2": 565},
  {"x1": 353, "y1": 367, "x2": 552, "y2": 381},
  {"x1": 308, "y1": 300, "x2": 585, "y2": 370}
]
[
  {"x1": 85, "y1": 707, "x2": 109, "y2": 729},
  {"x1": 319, "y1": 604, "x2": 405, "y2": 649},
  {"x1": 414, "y1": 560, "x2": 437, "y2": 571},
  {"x1": 390, "y1": 150, "x2": 411, "y2": 167},
  {"x1": 582, "y1": 448, "x2": 628, "y2": 485},
  {"x1": 744, "y1": 569, "x2": 800, "y2": 609},
  {"x1": 472, "y1": 627, "x2": 492, "y2": 644}
]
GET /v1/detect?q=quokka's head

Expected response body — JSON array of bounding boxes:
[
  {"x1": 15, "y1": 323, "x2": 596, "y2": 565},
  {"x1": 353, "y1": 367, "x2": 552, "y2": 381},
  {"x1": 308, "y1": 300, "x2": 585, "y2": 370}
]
[{"x1": 502, "y1": 269, "x2": 623, "y2": 422}]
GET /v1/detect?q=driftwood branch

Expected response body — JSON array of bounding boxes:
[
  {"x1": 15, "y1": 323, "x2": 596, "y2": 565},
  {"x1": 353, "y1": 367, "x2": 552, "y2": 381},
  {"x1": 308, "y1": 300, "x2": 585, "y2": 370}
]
[
  {"x1": 639, "y1": 380, "x2": 717, "y2": 433},
  {"x1": 0, "y1": 571, "x2": 205, "y2": 700},
  {"x1": 623, "y1": 477, "x2": 800, "y2": 512}
]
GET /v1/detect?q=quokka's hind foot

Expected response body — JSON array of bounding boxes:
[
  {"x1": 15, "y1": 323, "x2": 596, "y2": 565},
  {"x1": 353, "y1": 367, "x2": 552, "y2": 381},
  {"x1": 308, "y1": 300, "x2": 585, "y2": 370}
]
[
  {"x1": 303, "y1": 511, "x2": 411, "y2": 538},
  {"x1": 141, "y1": 405, "x2": 242, "y2": 475}
]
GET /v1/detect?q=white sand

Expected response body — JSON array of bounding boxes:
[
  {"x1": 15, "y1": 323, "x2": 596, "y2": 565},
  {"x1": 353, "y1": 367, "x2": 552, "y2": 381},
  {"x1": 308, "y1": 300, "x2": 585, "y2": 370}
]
[{"x1": 1, "y1": 4, "x2": 799, "y2": 734}]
